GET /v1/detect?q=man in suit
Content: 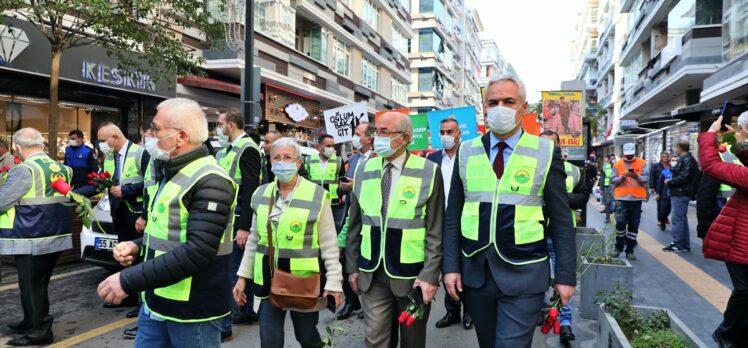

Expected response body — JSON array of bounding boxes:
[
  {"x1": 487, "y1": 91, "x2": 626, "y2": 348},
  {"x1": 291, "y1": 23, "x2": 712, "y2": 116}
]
[
  {"x1": 96, "y1": 123, "x2": 149, "y2": 309},
  {"x1": 443, "y1": 75, "x2": 576, "y2": 348},
  {"x1": 426, "y1": 117, "x2": 473, "y2": 331},
  {"x1": 336, "y1": 122, "x2": 375, "y2": 320},
  {"x1": 307, "y1": 134, "x2": 346, "y2": 229},
  {"x1": 214, "y1": 108, "x2": 262, "y2": 340},
  {"x1": 346, "y1": 111, "x2": 444, "y2": 348}
]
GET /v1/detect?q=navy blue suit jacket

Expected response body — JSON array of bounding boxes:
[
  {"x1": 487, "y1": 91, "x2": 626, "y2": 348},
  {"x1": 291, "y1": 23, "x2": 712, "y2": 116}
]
[
  {"x1": 442, "y1": 132, "x2": 576, "y2": 295},
  {"x1": 426, "y1": 150, "x2": 443, "y2": 166}
]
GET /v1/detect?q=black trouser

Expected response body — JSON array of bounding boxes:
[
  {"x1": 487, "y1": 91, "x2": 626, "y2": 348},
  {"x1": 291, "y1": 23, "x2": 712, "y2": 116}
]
[
  {"x1": 656, "y1": 197, "x2": 671, "y2": 225},
  {"x1": 716, "y1": 262, "x2": 748, "y2": 344},
  {"x1": 14, "y1": 252, "x2": 61, "y2": 341}
]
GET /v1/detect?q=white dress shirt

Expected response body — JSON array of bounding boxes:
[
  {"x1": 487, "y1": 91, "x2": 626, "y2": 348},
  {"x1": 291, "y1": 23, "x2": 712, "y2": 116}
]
[
  {"x1": 440, "y1": 149, "x2": 456, "y2": 208},
  {"x1": 117, "y1": 140, "x2": 129, "y2": 185}
]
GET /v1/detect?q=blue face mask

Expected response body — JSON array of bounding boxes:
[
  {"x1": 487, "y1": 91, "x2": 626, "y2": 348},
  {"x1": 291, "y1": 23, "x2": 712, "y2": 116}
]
[
  {"x1": 271, "y1": 161, "x2": 298, "y2": 183},
  {"x1": 374, "y1": 134, "x2": 403, "y2": 158}
]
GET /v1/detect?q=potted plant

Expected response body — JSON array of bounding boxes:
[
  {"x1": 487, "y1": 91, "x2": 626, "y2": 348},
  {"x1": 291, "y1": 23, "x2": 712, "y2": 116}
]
[
  {"x1": 579, "y1": 229, "x2": 634, "y2": 320},
  {"x1": 575, "y1": 226, "x2": 606, "y2": 266},
  {"x1": 596, "y1": 284, "x2": 708, "y2": 348}
]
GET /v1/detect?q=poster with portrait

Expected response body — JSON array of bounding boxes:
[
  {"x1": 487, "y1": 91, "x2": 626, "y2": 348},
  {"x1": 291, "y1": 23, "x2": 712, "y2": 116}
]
[
  {"x1": 542, "y1": 91, "x2": 584, "y2": 147},
  {"x1": 323, "y1": 102, "x2": 368, "y2": 144}
]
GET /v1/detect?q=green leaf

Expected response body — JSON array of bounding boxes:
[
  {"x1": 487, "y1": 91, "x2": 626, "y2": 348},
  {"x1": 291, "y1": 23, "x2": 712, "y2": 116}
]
[{"x1": 325, "y1": 326, "x2": 333, "y2": 335}]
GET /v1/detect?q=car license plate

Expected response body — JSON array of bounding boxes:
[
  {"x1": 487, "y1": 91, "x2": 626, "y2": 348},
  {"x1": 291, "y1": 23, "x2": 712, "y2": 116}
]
[{"x1": 94, "y1": 237, "x2": 118, "y2": 251}]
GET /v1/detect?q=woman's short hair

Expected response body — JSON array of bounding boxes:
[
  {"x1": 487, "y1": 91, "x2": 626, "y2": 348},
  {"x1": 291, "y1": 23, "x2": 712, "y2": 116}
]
[{"x1": 270, "y1": 137, "x2": 301, "y2": 159}]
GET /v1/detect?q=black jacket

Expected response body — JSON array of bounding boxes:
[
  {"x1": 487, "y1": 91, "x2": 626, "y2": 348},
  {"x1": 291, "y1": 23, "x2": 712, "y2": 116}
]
[
  {"x1": 649, "y1": 162, "x2": 666, "y2": 191},
  {"x1": 669, "y1": 152, "x2": 699, "y2": 198},
  {"x1": 568, "y1": 163, "x2": 592, "y2": 210},
  {"x1": 696, "y1": 172, "x2": 721, "y2": 239},
  {"x1": 217, "y1": 135, "x2": 262, "y2": 231},
  {"x1": 120, "y1": 146, "x2": 236, "y2": 296}
]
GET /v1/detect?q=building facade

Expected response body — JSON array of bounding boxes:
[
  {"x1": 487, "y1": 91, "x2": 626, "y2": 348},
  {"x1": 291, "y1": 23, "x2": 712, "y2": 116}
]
[
  {"x1": 202, "y1": 0, "x2": 412, "y2": 143},
  {"x1": 407, "y1": 0, "x2": 484, "y2": 116}
]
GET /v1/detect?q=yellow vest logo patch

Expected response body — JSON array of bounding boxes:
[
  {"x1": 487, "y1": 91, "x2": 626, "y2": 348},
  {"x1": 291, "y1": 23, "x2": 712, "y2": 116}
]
[
  {"x1": 402, "y1": 186, "x2": 416, "y2": 200},
  {"x1": 514, "y1": 170, "x2": 530, "y2": 184}
]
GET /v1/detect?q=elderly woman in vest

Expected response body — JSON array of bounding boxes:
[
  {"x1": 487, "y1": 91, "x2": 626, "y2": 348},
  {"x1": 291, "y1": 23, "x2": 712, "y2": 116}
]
[{"x1": 233, "y1": 137, "x2": 343, "y2": 348}]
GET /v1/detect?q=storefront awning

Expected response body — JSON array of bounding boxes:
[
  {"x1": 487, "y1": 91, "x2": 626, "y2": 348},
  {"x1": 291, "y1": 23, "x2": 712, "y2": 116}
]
[{"x1": 177, "y1": 76, "x2": 241, "y2": 95}]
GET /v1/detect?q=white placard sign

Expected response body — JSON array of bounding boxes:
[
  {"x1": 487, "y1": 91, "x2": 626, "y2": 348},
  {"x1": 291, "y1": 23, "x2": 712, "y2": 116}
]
[{"x1": 323, "y1": 102, "x2": 368, "y2": 144}]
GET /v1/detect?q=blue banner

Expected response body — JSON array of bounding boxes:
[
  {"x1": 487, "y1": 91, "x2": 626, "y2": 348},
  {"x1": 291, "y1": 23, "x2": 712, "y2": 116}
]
[{"x1": 427, "y1": 106, "x2": 479, "y2": 149}]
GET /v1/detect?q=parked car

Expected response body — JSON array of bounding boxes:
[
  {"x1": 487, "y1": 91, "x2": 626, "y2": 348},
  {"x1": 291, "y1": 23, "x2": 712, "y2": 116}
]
[{"x1": 79, "y1": 195, "x2": 119, "y2": 270}]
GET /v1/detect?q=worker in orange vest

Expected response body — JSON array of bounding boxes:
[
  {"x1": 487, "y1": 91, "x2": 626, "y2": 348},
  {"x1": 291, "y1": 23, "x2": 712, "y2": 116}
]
[{"x1": 610, "y1": 143, "x2": 649, "y2": 260}]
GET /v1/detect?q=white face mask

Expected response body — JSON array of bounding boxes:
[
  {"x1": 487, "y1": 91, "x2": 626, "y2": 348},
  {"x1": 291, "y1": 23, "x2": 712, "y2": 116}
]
[
  {"x1": 152, "y1": 131, "x2": 178, "y2": 161},
  {"x1": 487, "y1": 105, "x2": 520, "y2": 134},
  {"x1": 374, "y1": 134, "x2": 403, "y2": 158},
  {"x1": 98, "y1": 141, "x2": 111, "y2": 154},
  {"x1": 670, "y1": 160, "x2": 678, "y2": 167},
  {"x1": 68, "y1": 139, "x2": 79, "y2": 147},
  {"x1": 323, "y1": 148, "x2": 336, "y2": 158},
  {"x1": 351, "y1": 135, "x2": 364, "y2": 150},
  {"x1": 143, "y1": 137, "x2": 158, "y2": 157},
  {"x1": 217, "y1": 126, "x2": 229, "y2": 146},
  {"x1": 440, "y1": 135, "x2": 456, "y2": 150}
]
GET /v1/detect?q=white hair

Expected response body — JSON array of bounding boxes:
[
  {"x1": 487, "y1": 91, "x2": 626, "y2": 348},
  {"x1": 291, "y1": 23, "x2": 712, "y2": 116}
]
[
  {"x1": 394, "y1": 113, "x2": 413, "y2": 142},
  {"x1": 157, "y1": 98, "x2": 208, "y2": 144},
  {"x1": 485, "y1": 74, "x2": 527, "y2": 102},
  {"x1": 270, "y1": 137, "x2": 301, "y2": 159},
  {"x1": 738, "y1": 111, "x2": 748, "y2": 132},
  {"x1": 13, "y1": 128, "x2": 45, "y2": 149}
]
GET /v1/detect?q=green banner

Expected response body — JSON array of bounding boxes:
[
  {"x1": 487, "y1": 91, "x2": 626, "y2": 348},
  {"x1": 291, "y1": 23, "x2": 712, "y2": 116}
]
[{"x1": 408, "y1": 114, "x2": 429, "y2": 151}]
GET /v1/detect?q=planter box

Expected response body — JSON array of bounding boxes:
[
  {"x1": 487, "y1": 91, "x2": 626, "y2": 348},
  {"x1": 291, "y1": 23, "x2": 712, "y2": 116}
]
[
  {"x1": 580, "y1": 259, "x2": 633, "y2": 320},
  {"x1": 597, "y1": 304, "x2": 709, "y2": 348},
  {"x1": 576, "y1": 227, "x2": 606, "y2": 266}
]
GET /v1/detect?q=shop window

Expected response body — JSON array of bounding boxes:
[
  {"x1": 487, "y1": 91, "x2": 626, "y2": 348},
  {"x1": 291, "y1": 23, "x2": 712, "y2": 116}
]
[
  {"x1": 361, "y1": 58, "x2": 379, "y2": 91},
  {"x1": 0, "y1": 94, "x2": 117, "y2": 158},
  {"x1": 363, "y1": 0, "x2": 379, "y2": 31},
  {"x1": 333, "y1": 38, "x2": 350, "y2": 76},
  {"x1": 296, "y1": 16, "x2": 328, "y2": 64}
]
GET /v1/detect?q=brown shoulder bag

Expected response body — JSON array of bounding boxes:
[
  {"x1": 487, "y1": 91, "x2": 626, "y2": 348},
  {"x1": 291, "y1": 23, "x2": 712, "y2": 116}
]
[{"x1": 267, "y1": 190, "x2": 321, "y2": 310}]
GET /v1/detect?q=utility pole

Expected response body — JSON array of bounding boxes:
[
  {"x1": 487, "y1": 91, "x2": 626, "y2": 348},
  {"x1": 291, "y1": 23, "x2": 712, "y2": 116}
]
[{"x1": 242, "y1": 0, "x2": 259, "y2": 129}]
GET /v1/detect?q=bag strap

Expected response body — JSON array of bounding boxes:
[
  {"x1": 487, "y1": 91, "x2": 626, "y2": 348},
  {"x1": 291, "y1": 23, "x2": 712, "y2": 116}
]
[{"x1": 267, "y1": 189, "x2": 276, "y2": 278}]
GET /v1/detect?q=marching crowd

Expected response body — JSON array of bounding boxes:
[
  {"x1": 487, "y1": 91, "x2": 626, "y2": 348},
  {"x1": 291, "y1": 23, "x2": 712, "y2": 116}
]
[{"x1": 1, "y1": 74, "x2": 747, "y2": 348}]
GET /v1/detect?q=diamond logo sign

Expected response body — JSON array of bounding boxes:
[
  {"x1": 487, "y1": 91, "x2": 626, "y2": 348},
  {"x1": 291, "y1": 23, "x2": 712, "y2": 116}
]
[{"x1": 0, "y1": 24, "x2": 30, "y2": 65}]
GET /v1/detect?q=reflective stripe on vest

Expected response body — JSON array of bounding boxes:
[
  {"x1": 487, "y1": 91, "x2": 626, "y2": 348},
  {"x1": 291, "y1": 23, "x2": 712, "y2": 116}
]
[
  {"x1": 308, "y1": 154, "x2": 341, "y2": 200},
  {"x1": 564, "y1": 161, "x2": 581, "y2": 228},
  {"x1": 0, "y1": 155, "x2": 72, "y2": 240},
  {"x1": 719, "y1": 147, "x2": 742, "y2": 198},
  {"x1": 603, "y1": 163, "x2": 612, "y2": 186},
  {"x1": 215, "y1": 137, "x2": 263, "y2": 185},
  {"x1": 613, "y1": 159, "x2": 647, "y2": 199},
  {"x1": 143, "y1": 156, "x2": 237, "y2": 320},
  {"x1": 248, "y1": 178, "x2": 325, "y2": 298},
  {"x1": 457, "y1": 132, "x2": 553, "y2": 265},
  {"x1": 352, "y1": 154, "x2": 436, "y2": 279}
]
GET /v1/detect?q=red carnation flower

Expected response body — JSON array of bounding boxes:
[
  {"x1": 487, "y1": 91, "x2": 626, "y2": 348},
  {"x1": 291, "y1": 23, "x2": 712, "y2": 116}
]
[
  {"x1": 87, "y1": 173, "x2": 96, "y2": 179},
  {"x1": 719, "y1": 144, "x2": 727, "y2": 153},
  {"x1": 87, "y1": 180, "x2": 95, "y2": 186},
  {"x1": 103, "y1": 171, "x2": 111, "y2": 178},
  {"x1": 13, "y1": 157, "x2": 20, "y2": 164},
  {"x1": 50, "y1": 179, "x2": 72, "y2": 196},
  {"x1": 2, "y1": 166, "x2": 9, "y2": 172}
]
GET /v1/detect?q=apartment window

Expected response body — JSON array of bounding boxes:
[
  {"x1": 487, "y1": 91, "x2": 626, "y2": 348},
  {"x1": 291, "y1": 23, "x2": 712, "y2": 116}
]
[
  {"x1": 399, "y1": 0, "x2": 410, "y2": 12},
  {"x1": 418, "y1": 29, "x2": 444, "y2": 58},
  {"x1": 393, "y1": 28, "x2": 408, "y2": 56},
  {"x1": 332, "y1": 38, "x2": 350, "y2": 76},
  {"x1": 254, "y1": 0, "x2": 296, "y2": 48},
  {"x1": 361, "y1": 58, "x2": 379, "y2": 91},
  {"x1": 391, "y1": 78, "x2": 407, "y2": 104},
  {"x1": 296, "y1": 17, "x2": 328, "y2": 64},
  {"x1": 363, "y1": 0, "x2": 379, "y2": 31},
  {"x1": 419, "y1": 0, "x2": 445, "y2": 20},
  {"x1": 723, "y1": 0, "x2": 748, "y2": 61},
  {"x1": 417, "y1": 68, "x2": 445, "y2": 94}
]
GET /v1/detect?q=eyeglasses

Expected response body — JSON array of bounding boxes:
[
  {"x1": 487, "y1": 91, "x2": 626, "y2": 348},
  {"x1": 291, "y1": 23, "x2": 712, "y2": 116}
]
[
  {"x1": 374, "y1": 129, "x2": 403, "y2": 137},
  {"x1": 150, "y1": 123, "x2": 179, "y2": 133}
]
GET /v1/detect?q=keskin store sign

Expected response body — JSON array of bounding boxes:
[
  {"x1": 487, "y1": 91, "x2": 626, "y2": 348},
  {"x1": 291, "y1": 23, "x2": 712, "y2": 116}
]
[{"x1": 0, "y1": 16, "x2": 175, "y2": 98}]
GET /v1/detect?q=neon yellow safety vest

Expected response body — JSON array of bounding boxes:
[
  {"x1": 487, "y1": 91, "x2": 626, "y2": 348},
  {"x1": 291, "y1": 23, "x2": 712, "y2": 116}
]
[
  {"x1": 103, "y1": 143, "x2": 145, "y2": 212},
  {"x1": 215, "y1": 136, "x2": 263, "y2": 185},
  {"x1": 0, "y1": 155, "x2": 72, "y2": 245},
  {"x1": 142, "y1": 155, "x2": 237, "y2": 322},
  {"x1": 352, "y1": 154, "x2": 436, "y2": 279},
  {"x1": 307, "y1": 154, "x2": 342, "y2": 201},
  {"x1": 458, "y1": 132, "x2": 553, "y2": 265},
  {"x1": 249, "y1": 177, "x2": 326, "y2": 298},
  {"x1": 602, "y1": 163, "x2": 612, "y2": 187},
  {"x1": 564, "y1": 161, "x2": 581, "y2": 228},
  {"x1": 719, "y1": 146, "x2": 742, "y2": 198}
]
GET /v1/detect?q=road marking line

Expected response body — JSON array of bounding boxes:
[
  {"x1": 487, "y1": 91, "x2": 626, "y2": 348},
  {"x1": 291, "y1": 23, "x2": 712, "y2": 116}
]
[
  {"x1": 0, "y1": 266, "x2": 100, "y2": 292},
  {"x1": 637, "y1": 229, "x2": 731, "y2": 312},
  {"x1": 47, "y1": 317, "x2": 136, "y2": 348}
]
